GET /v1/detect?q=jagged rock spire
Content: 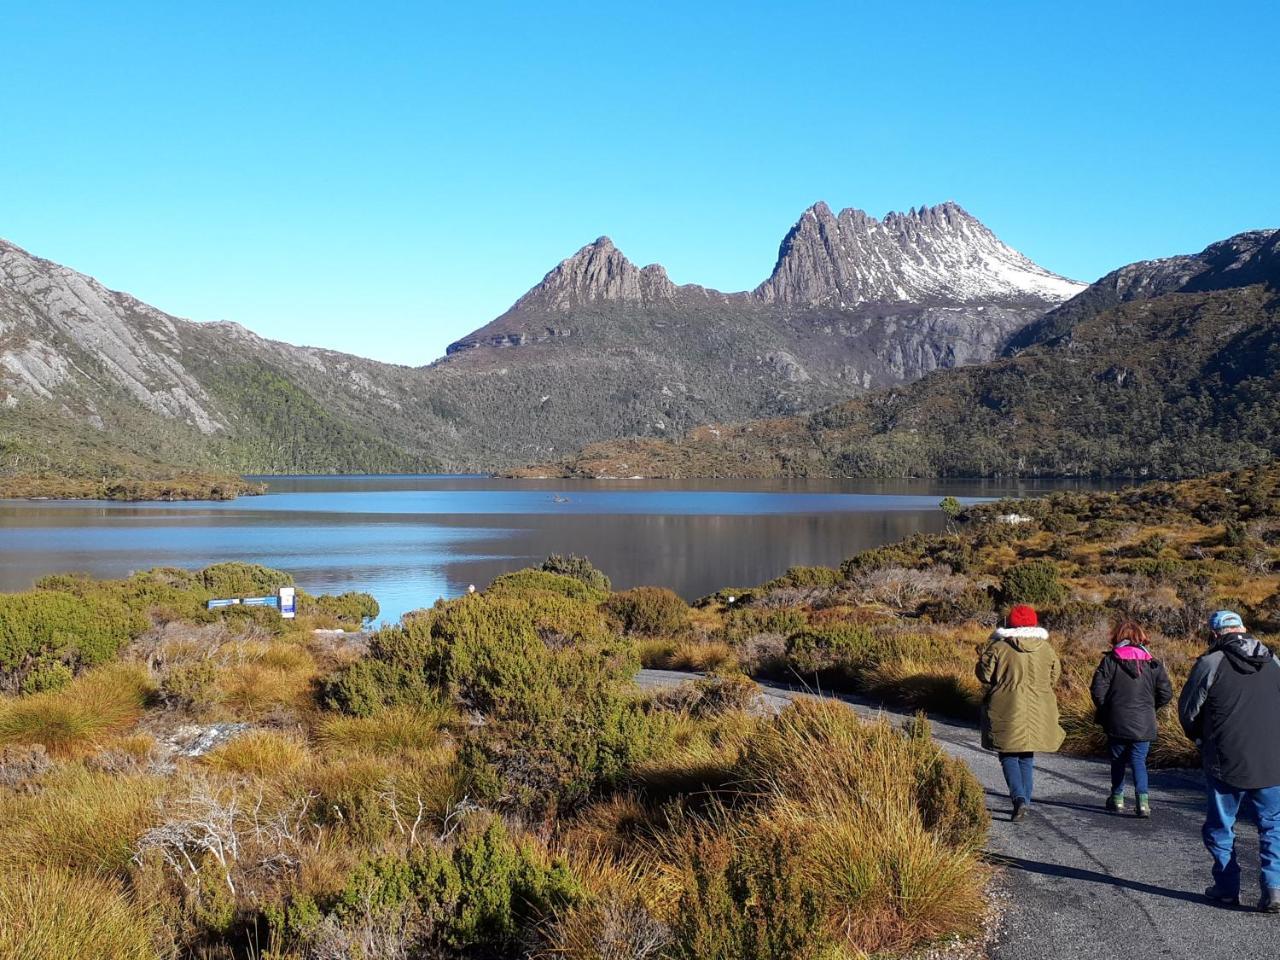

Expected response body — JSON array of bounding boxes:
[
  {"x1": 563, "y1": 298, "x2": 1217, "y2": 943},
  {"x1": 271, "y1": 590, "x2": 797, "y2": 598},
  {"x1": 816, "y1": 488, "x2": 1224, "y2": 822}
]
[
  {"x1": 510, "y1": 237, "x2": 675, "y2": 311},
  {"x1": 754, "y1": 201, "x2": 1084, "y2": 307}
]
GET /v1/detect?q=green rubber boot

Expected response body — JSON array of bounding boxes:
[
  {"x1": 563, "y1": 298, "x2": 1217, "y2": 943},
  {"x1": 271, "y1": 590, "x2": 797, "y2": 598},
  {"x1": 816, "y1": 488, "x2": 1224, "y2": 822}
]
[
  {"x1": 1106, "y1": 792, "x2": 1125, "y2": 813},
  {"x1": 1136, "y1": 794, "x2": 1151, "y2": 818}
]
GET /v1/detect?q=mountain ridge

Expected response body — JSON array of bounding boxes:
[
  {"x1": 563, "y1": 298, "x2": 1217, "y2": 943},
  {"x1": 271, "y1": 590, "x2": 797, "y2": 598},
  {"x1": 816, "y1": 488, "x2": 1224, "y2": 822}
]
[
  {"x1": 519, "y1": 227, "x2": 1280, "y2": 481},
  {"x1": 1, "y1": 200, "x2": 1085, "y2": 476}
]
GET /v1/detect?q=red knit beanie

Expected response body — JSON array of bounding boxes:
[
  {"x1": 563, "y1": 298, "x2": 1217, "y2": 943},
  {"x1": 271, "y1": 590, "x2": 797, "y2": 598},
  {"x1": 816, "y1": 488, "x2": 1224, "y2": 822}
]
[{"x1": 1008, "y1": 604, "x2": 1038, "y2": 628}]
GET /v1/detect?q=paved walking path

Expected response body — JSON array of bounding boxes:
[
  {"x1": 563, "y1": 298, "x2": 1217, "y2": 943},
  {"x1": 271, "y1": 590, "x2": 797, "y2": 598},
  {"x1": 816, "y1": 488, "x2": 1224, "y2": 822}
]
[{"x1": 635, "y1": 669, "x2": 1276, "y2": 960}]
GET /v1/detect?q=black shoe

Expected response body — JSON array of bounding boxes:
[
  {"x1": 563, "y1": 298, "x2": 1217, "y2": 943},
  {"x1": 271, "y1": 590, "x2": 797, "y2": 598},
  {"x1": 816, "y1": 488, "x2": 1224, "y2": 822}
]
[
  {"x1": 1011, "y1": 799, "x2": 1027, "y2": 822},
  {"x1": 1205, "y1": 885, "x2": 1240, "y2": 908},
  {"x1": 1261, "y1": 889, "x2": 1280, "y2": 914}
]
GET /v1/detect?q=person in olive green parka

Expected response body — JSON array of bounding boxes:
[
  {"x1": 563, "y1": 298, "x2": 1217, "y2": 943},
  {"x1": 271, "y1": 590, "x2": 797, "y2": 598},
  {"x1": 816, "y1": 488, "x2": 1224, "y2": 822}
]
[{"x1": 977, "y1": 604, "x2": 1065, "y2": 821}]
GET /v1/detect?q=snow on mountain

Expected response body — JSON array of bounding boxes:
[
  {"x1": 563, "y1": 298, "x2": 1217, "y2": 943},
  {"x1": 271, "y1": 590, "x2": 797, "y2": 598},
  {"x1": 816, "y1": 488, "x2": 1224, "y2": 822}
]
[{"x1": 754, "y1": 201, "x2": 1085, "y2": 307}]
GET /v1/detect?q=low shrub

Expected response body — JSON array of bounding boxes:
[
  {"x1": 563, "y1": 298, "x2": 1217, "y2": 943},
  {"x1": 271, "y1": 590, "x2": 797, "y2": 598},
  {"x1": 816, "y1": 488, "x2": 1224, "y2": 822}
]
[
  {"x1": 761, "y1": 566, "x2": 843, "y2": 590},
  {"x1": 0, "y1": 589, "x2": 144, "y2": 686},
  {"x1": 604, "y1": 587, "x2": 691, "y2": 637},
  {"x1": 278, "y1": 815, "x2": 583, "y2": 955},
  {"x1": 541, "y1": 554, "x2": 612, "y2": 593},
  {"x1": 300, "y1": 590, "x2": 380, "y2": 626},
  {"x1": 841, "y1": 541, "x2": 928, "y2": 576},
  {"x1": 1000, "y1": 559, "x2": 1067, "y2": 606},
  {"x1": 487, "y1": 569, "x2": 606, "y2": 602},
  {"x1": 669, "y1": 824, "x2": 827, "y2": 960}
]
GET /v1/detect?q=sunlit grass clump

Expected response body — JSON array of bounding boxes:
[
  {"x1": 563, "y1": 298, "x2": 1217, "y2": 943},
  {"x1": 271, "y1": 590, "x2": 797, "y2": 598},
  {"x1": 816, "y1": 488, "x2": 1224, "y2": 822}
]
[
  {"x1": 0, "y1": 662, "x2": 152, "y2": 757},
  {"x1": 0, "y1": 765, "x2": 162, "y2": 874},
  {"x1": 0, "y1": 866, "x2": 159, "y2": 960}
]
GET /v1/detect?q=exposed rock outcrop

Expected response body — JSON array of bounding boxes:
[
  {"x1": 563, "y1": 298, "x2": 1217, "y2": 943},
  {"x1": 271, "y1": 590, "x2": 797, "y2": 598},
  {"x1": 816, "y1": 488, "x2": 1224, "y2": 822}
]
[{"x1": 754, "y1": 201, "x2": 1083, "y2": 307}]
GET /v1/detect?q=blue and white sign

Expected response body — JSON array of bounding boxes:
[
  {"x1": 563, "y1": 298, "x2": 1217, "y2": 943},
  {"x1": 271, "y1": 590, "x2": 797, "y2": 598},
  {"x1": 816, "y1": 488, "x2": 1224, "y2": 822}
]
[
  {"x1": 206, "y1": 586, "x2": 298, "y2": 618},
  {"x1": 279, "y1": 586, "x2": 296, "y2": 619}
]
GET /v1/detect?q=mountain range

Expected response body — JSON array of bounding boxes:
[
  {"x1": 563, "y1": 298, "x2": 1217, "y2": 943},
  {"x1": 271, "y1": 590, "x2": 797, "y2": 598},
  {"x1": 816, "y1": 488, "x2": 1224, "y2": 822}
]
[
  {"x1": 532, "y1": 229, "x2": 1280, "y2": 479},
  {"x1": 0, "y1": 201, "x2": 1083, "y2": 476}
]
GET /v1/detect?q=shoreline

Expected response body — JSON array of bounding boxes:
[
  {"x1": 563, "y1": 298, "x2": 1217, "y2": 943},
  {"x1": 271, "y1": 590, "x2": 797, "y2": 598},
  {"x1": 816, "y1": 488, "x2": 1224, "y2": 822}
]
[{"x1": 0, "y1": 473, "x2": 267, "y2": 502}]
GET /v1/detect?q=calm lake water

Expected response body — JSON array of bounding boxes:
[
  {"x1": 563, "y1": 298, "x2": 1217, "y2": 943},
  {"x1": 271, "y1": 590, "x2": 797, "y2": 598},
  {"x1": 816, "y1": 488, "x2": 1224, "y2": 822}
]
[{"x1": 0, "y1": 475, "x2": 1103, "y2": 624}]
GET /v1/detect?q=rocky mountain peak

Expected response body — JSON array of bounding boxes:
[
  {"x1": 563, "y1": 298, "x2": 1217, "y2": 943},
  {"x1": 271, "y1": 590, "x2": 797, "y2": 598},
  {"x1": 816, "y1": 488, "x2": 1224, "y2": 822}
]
[
  {"x1": 755, "y1": 201, "x2": 1084, "y2": 308},
  {"x1": 508, "y1": 236, "x2": 675, "y2": 312}
]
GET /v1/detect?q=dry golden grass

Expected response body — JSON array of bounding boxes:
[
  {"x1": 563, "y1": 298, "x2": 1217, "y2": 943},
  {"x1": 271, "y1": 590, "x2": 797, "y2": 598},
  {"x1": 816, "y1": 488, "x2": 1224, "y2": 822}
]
[
  {"x1": 202, "y1": 729, "x2": 311, "y2": 778},
  {"x1": 317, "y1": 704, "x2": 455, "y2": 759},
  {"x1": 640, "y1": 638, "x2": 738, "y2": 673},
  {"x1": 542, "y1": 850, "x2": 672, "y2": 960},
  {"x1": 216, "y1": 656, "x2": 315, "y2": 719},
  {"x1": 734, "y1": 701, "x2": 988, "y2": 954},
  {"x1": 0, "y1": 866, "x2": 160, "y2": 960},
  {"x1": 0, "y1": 766, "x2": 162, "y2": 875},
  {"x1": 0, "y1": 663, "x2": 152, "y2": 758},
  {"x1": 305, "y1": 750, "x2": 461, "y2": 844}
]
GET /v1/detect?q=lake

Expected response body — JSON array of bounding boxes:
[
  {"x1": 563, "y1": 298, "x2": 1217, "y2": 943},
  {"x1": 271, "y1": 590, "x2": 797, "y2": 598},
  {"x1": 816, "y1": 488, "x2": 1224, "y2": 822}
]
[{"x1": 0, "y1": 475, "x2": 1103, "y2": 624}]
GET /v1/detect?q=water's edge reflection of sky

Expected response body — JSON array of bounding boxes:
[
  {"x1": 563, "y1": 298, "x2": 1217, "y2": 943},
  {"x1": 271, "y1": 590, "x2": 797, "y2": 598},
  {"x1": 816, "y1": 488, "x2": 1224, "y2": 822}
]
[{"x1": 0, "y1": 475, "x2": 1106, "y2": 624}]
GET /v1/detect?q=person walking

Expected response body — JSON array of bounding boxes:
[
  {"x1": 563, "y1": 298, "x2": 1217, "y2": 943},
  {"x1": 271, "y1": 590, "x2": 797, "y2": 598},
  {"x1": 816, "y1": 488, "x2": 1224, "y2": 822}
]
[
  {"x1": 977, "y1": 604, "x2": 1065, "y2": 822},
  {"x1": 1179, "y1": 610, "x2": 1280, "y2": 913},
  {"x1": 1090, "y1": 620, "x2": 1174, "y2": 817}
]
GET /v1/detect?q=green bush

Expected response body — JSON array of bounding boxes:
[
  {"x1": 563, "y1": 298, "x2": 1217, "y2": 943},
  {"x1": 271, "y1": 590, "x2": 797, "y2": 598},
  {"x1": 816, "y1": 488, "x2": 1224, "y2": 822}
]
[
  {"x1": 199, "y1": 562, "x2": 294, "y2": 598},
  {"x1": 671, "y1": 828, "x2": 826, "y2": 960},
  {"x1": 486, "y1": 569, "x2": 603, "y2": 602},
  {"x1": 18, "y1": 658, "x2": 74, "y2": 695},
  {"x1": 923, "y1": 587, "x2": 993, "y2": 624},
  {"x1": 762, "y1": 566, "x2": 842, "y2": 591},
  {"x1": 840, "y1": 540, "x2": 927, "y2": 576},
  {"x1": 604, "y1": 587, "x2": 690, "y2": 637},
  {"x1": 904, "y1": 715, "x2": 988, "y2": 850},
  {"x1": 0, "y1": 590, "x2": 144, "y2": 681},
  {"x1": 316, "y1": 816, "x2": 582, "y2": 955},
  {"x1": 323, "y1": 590, "x2": 659, "y2": 814},
  {"x1": 300, "y1": 591, "x2": 379, "y2": 626},
  {"x1": 785, "y1": 625, "x2": 876, "y2": 678},
  {"x1": 719, "y1": 607, "x2": 808, "y2": 646},
  {"x1": 1043, "y1": 512, "x2": 1081, "y2": 534},
  {"x1": 540, "y1": 554, "x2": 612, "y2": 593},
  {"x1": 1000, "y1": 560, "x2": 1067, "y2": 606}
]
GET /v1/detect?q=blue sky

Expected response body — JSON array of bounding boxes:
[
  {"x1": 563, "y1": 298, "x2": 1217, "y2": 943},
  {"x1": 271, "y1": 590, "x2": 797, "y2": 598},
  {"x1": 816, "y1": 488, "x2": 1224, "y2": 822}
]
[{"x1": 2, "y1": 1, "x2": 1275, "y2": 364}]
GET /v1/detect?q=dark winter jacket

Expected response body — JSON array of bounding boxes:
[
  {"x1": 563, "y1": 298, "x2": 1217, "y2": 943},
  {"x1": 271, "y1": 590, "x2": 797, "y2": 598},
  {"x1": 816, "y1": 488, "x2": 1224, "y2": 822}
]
[
  {"x1": 1090, "y1": 643, "x2": 1174, "y2": 742},
  {"x1": 1178, "y1": 633, "x2": 1280, "y2": 790}
]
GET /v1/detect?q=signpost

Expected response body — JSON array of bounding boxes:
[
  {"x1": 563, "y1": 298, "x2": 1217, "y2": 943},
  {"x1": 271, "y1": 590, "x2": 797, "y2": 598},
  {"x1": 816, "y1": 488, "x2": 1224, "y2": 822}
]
[{"x1": 207, "y1": 586, "x2": 297, "y2": 619}]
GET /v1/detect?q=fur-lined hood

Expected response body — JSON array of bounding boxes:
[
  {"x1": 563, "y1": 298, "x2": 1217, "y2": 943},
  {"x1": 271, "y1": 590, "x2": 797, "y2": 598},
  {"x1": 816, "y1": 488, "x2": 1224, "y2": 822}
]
[{"x1": 992, "y1": 625, "x2": 1050, "y2": 652}]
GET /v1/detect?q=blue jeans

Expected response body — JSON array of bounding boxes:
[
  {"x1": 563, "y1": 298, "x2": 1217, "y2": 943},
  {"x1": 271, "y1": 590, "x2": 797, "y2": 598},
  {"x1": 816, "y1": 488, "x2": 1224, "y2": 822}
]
[
  {"x1": 1203, "y1": 777, "x2": 1280, "y2": 895},
  {"x1": 1109, "y1": 739, "x2": 1151, "y2": 795},
  {"x1": 1000, "y1": 752, "x2": 1035, "y2": 804}
]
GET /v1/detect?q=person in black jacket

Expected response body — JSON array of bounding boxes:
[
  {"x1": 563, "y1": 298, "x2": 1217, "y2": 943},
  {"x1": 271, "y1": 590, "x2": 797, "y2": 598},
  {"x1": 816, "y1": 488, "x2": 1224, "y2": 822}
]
[
  {"x1": 1179, "y1": 610, "x2": 1280, "y2": 913},
  {"x1": 1090, "y1": 620, "x2": 1173, "y2": 817}
]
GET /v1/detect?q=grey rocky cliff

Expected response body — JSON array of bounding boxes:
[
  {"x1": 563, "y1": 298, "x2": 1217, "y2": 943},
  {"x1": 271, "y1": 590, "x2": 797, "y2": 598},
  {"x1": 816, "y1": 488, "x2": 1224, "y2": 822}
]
[
  {"x1": 754, "y1": 201, "x2": 1084, "y2": 307},
  {"x1": 510, "y1": 237, "x2": 679, "y2": 310}
]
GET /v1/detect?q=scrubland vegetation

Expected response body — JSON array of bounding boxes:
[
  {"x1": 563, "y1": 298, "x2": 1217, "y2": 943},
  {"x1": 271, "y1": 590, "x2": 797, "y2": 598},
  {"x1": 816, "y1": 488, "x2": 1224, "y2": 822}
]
[
  {"x1": 0, "y1": 471, "x2": 265, "y2": 501},
  {"x1": 0, "y1": 554, "x2": 987, "y2": 959},
  {"x1": 3, "y1": 463, "x2": 1276, "y2": 958}
]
